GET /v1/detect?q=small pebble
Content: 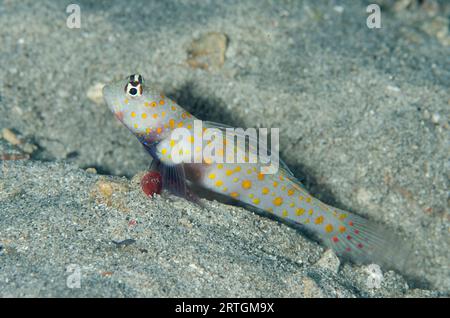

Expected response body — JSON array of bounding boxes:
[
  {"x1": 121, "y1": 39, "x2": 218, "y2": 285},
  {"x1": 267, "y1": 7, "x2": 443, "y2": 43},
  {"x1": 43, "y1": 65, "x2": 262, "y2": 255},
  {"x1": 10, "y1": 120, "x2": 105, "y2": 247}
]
[
  {"x1": 97, "y1": 181, "x2": 113, "y2": 197},
  {"x1": 179, "y1": 217, "x2": 193, "y2": 229},
  {"x1": 431, "y1": 113, "x2": 440, "y2": 124},
  {"x1": 356, "y1": 188, "x2": 373, "y2": 206},
  {"x1": 187, "y1": 32, "x2": 228, "y2": 71},
  {"x1": 2, "y1": 128, "x2": 21, "y2": 145},
  {"x1": 87, "y1": 83, "x2": 105, "y2": 105},
  {"x1": 21, "y1": 143, "x2": 37, "y2": 154},
  {"x1": 363, "y1": 264, "x2": 384, "y2": 290},
  {"x1": 91, "y1": 178, "x2": 129, "y2": 209},
  {"x1": 393, "y1": 0, "x2": 414, "y2": 12},
  {"x1": 315, "y1": 249, "x2": 340, "y2": 273},
  {"x1": 333, "y1": 6, "x2": 344, "y2": 13},
  {"x1": 101, "y1": 271, "x2": 113, "y2": 277},
  {"x1": 386, "y1": 85, "x2": 401, "y2": 94},
  {"x1": 85, "y1": 167, "x2": 97, "y2": 174},
  {"x1": 112, "y1": 239, "x2": 136, "y2": 247}
]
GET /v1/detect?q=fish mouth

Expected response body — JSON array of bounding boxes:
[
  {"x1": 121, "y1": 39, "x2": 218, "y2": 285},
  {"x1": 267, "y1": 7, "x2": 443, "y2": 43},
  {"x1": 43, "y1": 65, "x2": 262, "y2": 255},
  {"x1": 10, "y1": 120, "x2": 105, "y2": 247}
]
[{"x1": 114, "y1": 111, "x2": 124, "y2": 122}]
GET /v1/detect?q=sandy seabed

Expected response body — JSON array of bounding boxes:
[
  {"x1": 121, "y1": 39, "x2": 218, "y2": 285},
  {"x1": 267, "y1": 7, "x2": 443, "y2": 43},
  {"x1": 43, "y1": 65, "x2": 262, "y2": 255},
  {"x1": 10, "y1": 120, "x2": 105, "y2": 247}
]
[{"x1": 0, "y1": 0, "x2": 449, "y2": 297}]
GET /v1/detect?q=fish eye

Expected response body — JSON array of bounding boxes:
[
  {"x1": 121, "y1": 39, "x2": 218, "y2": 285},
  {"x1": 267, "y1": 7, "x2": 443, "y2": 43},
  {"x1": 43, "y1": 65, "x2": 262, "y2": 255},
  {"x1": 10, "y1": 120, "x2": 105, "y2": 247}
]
[
  {"x1": 125, "y1": 74, "x2": 144, "y2": 97},
  {"x1": 129, "y1": 87, "x2": 138, "y2": 95}
]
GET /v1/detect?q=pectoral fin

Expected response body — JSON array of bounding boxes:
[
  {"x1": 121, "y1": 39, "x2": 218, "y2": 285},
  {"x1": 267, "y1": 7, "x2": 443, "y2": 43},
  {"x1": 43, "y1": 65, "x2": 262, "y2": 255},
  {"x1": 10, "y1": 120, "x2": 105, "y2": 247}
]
[{"x1": 141, "y1": 141, "x2": 201, "y2": 204}]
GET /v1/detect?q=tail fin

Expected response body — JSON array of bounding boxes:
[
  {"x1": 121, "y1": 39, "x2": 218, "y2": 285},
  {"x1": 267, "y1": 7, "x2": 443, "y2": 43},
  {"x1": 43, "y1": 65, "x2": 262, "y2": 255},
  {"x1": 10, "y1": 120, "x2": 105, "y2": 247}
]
[{"x1": 322, "y1": 209, "x2": 412, "y2": 272}]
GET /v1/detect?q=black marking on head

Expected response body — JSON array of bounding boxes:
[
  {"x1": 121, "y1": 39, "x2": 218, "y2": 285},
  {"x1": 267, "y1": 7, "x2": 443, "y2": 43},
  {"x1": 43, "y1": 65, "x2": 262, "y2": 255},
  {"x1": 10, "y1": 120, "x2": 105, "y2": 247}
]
[
  {"x1": 125, "y1": 74, "x2": 144, "y2": 97},
  {"x1": 129, "y1": 74, "x2": 143, "y2": 84},
  {"x1": 125, "y1": 77, "x2": 143, "y2": 97}
]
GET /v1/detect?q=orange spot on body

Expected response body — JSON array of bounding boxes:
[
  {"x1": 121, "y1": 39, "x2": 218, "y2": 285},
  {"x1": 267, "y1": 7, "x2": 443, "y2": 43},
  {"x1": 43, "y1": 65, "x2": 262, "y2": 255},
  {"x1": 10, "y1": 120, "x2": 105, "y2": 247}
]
[
  {"x1": 315, "y1": 216, "x2": 324, "y2": 224},
  {"x1": 169, "y1": 119, "x2": 175, "y2": 129},
  {"x1": 242, "y1": 180, "x2": 252, "y2": 189},
  {"x1": 325, "y1": 224, "x2": 334, "y2": 233},
  {"x1": 273, "y1": 197, "x2": 283, "y2": 206}
]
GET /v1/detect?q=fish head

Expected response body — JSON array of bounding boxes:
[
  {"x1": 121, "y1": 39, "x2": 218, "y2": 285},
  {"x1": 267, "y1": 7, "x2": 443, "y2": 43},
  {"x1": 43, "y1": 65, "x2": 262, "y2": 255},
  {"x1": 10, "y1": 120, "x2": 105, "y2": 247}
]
[{"x1": 103, "y1": 74, "x2": 162, "y2": 136}]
